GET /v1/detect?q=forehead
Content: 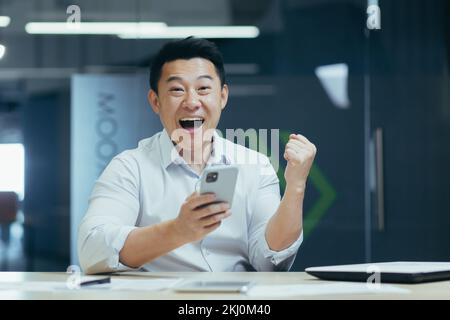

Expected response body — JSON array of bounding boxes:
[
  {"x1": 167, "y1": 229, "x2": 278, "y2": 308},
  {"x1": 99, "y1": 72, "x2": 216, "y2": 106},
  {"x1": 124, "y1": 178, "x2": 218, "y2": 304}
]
[{"x1": 160, "y1": 58, "x2": 218, "y2": 81}]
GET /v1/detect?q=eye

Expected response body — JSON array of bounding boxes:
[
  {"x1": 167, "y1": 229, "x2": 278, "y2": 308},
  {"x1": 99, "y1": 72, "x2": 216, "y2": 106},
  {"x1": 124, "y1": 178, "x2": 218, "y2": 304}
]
[
  {"x1": 169, "y1": 87, "x2": 184, "y2": 96},
  {"x1": 198, "y1": 86, "x2": 211, "y2": 92}
]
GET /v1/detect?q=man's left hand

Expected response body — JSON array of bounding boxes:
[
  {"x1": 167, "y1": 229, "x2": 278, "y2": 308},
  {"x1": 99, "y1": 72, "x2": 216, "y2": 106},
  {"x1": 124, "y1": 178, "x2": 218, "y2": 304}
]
[{"x1": 283, "y1": 133, "x2": 317, "y2": 194}]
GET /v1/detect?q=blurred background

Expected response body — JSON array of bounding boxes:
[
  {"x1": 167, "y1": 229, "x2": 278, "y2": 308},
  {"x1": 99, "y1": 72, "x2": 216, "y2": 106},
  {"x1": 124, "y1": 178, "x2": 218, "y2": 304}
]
[{"x1": 0, "y1": 0, "x2": 449, "y2": 272}]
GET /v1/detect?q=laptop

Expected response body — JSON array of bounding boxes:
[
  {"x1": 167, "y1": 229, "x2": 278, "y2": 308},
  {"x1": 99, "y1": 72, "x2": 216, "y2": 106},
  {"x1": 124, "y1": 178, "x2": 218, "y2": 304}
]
[{"x1": 305, "y1": 261, "x2": 450, "y2": 284}]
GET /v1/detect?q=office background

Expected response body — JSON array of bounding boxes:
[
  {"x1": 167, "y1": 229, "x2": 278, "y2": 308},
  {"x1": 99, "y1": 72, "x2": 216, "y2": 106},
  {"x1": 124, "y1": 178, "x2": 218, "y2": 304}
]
[{"x1": 0, "y1": 0, "x2": 449, "y2": 271}]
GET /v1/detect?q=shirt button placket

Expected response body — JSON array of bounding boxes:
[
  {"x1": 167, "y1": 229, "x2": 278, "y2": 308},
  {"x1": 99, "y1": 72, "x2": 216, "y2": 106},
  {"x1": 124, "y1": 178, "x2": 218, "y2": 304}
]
[{"x1": 200, "y1": 240, "x2": 213, "y2": 271}]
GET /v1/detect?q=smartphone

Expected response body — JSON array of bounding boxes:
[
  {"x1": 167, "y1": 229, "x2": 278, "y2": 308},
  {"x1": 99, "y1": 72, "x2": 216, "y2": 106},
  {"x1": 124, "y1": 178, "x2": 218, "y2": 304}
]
[
  {"x1": 199, "y1": 165, "x2": 239, "y2": 206},
  {"x1": 79, "y1": 276, "x2": 111, "y2": 287},
  {"x1": 174, "y1": 280, "x2": 252, "y2": 293}
]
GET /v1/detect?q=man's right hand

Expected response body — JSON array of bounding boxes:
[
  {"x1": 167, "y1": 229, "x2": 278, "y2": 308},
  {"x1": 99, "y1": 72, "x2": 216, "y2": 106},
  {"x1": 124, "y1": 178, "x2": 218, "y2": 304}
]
[{"x1": 173, "y1": 192, "x2": 231, "y2": 243}]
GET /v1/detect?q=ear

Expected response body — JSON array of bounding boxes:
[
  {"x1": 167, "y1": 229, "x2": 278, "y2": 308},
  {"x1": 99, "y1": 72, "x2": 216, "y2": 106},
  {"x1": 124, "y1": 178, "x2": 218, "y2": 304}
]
[
  {"x1": 148, "y1": 90, "x2": 160, "y2": 114},
  {"x1": 220, "y1": 84, "x2": 229, "y2": 110}
]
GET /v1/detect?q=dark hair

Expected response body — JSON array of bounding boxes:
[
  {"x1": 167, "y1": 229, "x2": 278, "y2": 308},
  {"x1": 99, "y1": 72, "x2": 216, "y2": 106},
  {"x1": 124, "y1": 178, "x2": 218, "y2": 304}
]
[{"x1": 149, "y1": 37, "x2": 226, "y2": 94}]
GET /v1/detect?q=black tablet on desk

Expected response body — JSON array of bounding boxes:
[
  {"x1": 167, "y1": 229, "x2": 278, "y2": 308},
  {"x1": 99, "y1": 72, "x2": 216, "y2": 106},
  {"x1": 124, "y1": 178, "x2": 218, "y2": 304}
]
[{"x1": 305, "y1": 261, "x2": 450, "y2": 284}]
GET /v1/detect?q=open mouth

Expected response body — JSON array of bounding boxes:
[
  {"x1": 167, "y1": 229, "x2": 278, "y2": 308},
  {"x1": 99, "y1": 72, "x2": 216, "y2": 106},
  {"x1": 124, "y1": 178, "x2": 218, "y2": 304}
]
[{"x1": 179, "y1": 117, "x2": 205, "y2": 130}]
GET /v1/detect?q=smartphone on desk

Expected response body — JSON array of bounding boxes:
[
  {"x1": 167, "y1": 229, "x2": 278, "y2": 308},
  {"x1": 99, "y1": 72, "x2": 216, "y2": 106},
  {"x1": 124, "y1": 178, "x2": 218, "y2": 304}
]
[
  {"x1": 174, "y1": 280, "x2": 252, "y2": 293},
  {"x1": 79, "y1": 276, "x2": 111, "y2": 287},
  {"x1": 199, "y1": 165, "x2": 239, "y2": 206}
]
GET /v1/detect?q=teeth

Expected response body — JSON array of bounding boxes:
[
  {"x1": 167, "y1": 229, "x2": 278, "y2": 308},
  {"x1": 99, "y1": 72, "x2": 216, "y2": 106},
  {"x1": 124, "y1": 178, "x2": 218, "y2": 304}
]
[
  {"x1": 180, "y1": 117, "x2": 204, "y2": 121},
  {"x1": 179, "y1": 117, "x2": 205, "y2": 129}
]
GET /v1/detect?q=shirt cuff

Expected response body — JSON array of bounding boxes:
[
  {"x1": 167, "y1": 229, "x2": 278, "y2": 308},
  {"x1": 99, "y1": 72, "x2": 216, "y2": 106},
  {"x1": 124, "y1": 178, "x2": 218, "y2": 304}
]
[
  {"x1": 262, "y1": 231, "x2": 303, "y2": 266},
  {"x1": 108, "y1": 225, "x2": 139, "y2": 271}
]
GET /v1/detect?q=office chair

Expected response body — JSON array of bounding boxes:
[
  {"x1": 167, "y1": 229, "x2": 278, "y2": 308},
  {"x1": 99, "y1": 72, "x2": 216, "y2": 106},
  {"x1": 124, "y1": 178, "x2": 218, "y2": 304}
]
[{"x1": 0, "y1": 191, "x2": 19, "y2": 244}]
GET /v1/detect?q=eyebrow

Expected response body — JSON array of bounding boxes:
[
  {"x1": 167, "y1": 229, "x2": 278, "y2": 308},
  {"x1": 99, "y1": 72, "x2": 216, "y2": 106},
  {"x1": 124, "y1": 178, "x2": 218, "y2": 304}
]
[
  {"x1": 197, "y1": 75, "x2": 213, "y2": 81},
  {"x1": 166, "y1": 75, "x2": 213, "y2": 83}
]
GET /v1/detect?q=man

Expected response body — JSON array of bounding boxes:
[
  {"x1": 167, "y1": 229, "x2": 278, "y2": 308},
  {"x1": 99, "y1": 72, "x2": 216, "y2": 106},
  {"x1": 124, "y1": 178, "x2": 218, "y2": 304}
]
[{"x1": 78, "y1": 37, "x2": 316, "y2": 274}]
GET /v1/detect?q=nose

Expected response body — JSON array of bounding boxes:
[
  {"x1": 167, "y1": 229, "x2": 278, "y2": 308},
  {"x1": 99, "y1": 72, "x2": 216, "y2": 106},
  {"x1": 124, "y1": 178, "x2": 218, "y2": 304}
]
[{"x1": 182, "y1": 89, "x2": 201, "y2": 111}]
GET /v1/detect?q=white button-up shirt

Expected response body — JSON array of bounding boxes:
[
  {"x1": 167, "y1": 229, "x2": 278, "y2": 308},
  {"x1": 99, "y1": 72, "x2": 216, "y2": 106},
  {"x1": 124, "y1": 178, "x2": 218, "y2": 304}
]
[{"x1": 78, "y1": 129, "x2": 303, "y2": 274}]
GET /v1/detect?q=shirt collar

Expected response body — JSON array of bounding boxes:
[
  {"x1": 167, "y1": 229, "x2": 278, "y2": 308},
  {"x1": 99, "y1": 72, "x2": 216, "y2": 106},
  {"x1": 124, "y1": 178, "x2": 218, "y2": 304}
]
[
  {"x1": 159, "y1": 129, "x2": 230, "y2": 169},
  {"x1": 207, "y1": 131, "x2": 231, "y2": 166}
]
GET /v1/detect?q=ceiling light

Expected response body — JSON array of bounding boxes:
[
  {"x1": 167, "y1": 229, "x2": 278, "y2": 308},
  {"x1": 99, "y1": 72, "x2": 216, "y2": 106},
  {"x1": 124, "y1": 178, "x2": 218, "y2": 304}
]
[
  {"x1": 118, "y1": 26, "x2": 260, "y2": 39},
  {"x1": 25, "y1": 22, "x2": 167, "y2": 35},
  {"x1": 0, "y1": 16, "x2": 10, "y2": 27}
]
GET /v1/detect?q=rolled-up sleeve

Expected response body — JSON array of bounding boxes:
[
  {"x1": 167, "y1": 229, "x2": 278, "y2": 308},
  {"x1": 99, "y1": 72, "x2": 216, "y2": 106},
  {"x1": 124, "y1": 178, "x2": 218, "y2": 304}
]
[
  {"x1": 247, "y1": 156, "x2": 303, "y2": 271},
  {"x1": 78, "y1": 156, "x2": 140, "y2": 274}
]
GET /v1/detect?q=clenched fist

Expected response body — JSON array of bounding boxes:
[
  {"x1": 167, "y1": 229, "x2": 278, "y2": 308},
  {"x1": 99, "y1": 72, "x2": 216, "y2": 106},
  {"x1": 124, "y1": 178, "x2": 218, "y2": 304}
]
[{"x1": 283, "y1": 134, "x2": 317, "y2": 193}]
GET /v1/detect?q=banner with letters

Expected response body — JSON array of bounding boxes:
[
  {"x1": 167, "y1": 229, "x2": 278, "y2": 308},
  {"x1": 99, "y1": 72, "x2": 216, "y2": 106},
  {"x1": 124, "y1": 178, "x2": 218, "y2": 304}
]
[{"x1": 70, "y1": 74, "x2": 160, "y2": 265}]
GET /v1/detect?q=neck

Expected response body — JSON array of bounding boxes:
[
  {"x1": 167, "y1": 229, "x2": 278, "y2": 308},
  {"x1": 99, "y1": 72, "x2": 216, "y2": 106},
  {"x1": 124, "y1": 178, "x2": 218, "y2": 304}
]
[{"x1": 178, "y1": 139, "x2": 213, "y2": 175}]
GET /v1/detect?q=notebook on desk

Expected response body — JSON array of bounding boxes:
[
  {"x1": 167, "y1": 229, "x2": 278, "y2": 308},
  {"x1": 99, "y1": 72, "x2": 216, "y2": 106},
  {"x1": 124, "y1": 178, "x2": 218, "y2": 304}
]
[{"x1": 305, "y1": 261, "x2": 450, "y2": 284}]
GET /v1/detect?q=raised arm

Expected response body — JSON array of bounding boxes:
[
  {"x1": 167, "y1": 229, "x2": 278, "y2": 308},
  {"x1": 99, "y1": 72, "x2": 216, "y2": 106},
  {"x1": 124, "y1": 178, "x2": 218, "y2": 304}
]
[{"x1": 265, "y1": 133, "x2": 316, "y2": 250}]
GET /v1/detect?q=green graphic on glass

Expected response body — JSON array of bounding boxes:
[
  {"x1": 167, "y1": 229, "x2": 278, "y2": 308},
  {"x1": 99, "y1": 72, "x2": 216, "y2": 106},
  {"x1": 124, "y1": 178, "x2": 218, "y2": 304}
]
[{"x1": 255, "y1": 130, "x2": 337, "y2": 238}]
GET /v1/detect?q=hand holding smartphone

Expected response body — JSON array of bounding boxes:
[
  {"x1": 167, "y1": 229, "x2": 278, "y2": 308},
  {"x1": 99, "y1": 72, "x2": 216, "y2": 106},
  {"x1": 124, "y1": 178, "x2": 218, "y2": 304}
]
[{"x1": 175, "y1": 165, "x2": 239, "y2": 243}]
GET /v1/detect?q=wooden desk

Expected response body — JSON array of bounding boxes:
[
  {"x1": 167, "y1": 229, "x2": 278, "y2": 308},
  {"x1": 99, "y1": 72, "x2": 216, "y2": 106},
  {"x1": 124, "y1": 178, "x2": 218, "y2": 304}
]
[{"x1": 0, "y1": 272, "x2": 449, "y2": 300}]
